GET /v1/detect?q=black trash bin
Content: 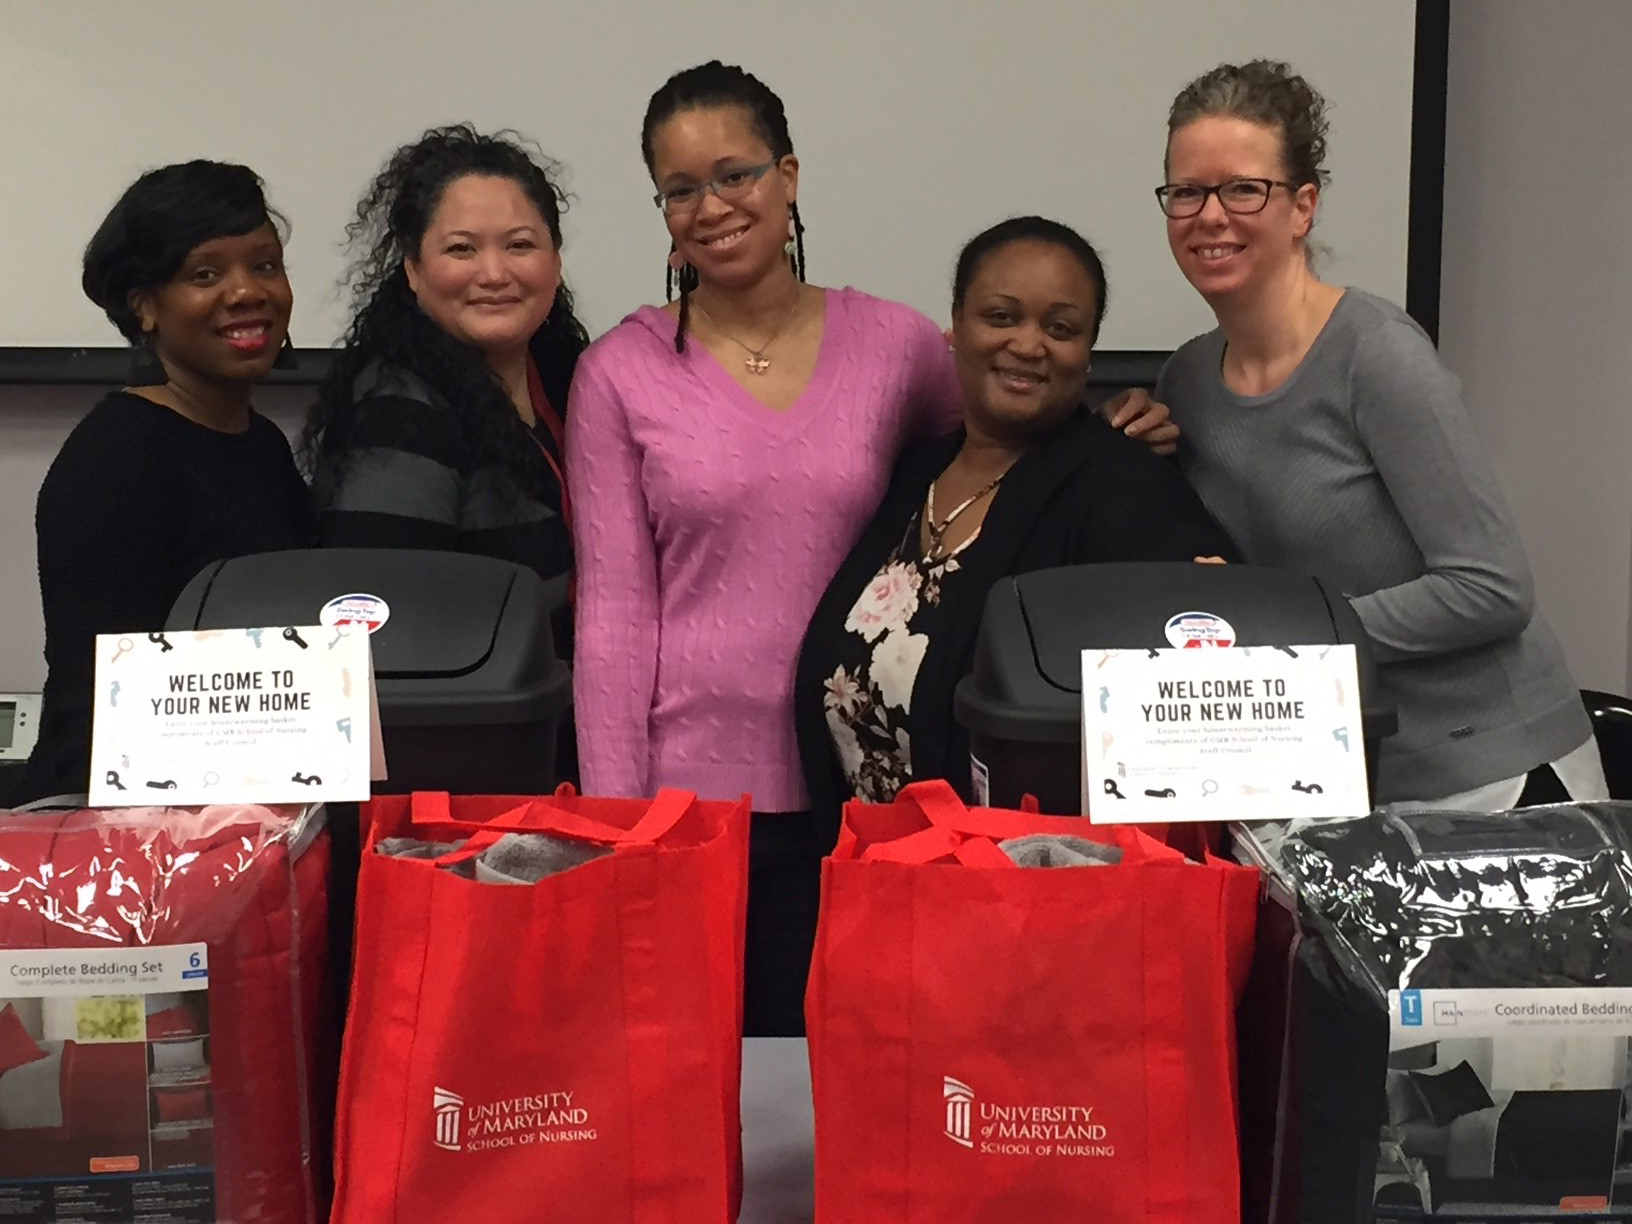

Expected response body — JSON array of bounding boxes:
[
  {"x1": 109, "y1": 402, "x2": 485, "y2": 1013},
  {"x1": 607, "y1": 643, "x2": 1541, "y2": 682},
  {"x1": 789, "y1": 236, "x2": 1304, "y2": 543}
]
[
  {"x1": 167, "y1": 548, "x2": 571, "y2": 796},
  {"x1": 952, "y1": 561, "x2": 1394, "y2": 814}
]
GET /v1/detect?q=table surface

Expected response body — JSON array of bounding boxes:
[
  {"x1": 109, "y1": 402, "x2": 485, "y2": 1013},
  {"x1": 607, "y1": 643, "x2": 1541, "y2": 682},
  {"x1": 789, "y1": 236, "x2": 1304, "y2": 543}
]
[{"x1": 740, "y1": 1038, "x2": 815, "y2": 1224}]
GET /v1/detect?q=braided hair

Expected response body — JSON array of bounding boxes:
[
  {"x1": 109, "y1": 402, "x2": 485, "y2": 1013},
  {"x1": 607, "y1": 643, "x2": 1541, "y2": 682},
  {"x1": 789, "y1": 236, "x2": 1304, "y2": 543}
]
[{"x1": 641, "y1": 61, "x2": 807, "y2": 353}]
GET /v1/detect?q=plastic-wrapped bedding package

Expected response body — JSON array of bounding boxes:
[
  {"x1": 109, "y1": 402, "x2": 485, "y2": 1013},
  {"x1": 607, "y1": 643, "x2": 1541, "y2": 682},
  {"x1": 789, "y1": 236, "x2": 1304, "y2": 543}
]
[
  {"x1": 1283, "y1": 803, "x2": 1632, "y2": 993},
  {"x1": 1262, "y1": 802, "x2": 1632, "y2": 1223},
  {"x1": 0, "y1": 804, "x2": 329, "y2": 1224}
]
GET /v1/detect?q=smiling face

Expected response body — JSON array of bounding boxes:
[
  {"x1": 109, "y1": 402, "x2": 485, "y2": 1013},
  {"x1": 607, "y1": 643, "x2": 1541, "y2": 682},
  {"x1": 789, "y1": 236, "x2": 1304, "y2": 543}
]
[
  {"x1": 404, "y1": 173, "x2": 561, "y2": 363},
  {"x1": 130, "y1": 223, "x2": 293, "y2": 387},
  {"x1": 1163, "y1": 115, "x2": 1317, "y2": 303},
  {"x1": 952, "y1": 239, "x2": 1098, "y2": 442},
  {"x1": 647, "y1": 105, "x2": 797, "y2": 291}
]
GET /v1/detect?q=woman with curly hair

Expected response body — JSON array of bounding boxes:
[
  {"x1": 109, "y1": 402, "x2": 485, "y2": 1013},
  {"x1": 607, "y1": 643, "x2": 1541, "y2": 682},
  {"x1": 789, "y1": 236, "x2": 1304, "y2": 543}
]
[{"x1": 303, "y1": 125, "x2": 589, "y2": 665}]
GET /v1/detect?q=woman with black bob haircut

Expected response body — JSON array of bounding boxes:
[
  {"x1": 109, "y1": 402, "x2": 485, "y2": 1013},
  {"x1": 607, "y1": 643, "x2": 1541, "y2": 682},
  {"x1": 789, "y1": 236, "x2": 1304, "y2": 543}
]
[
  {"x1": 796, "y1": 216, "x2": 1235, "y2": 842},
  {"x1": 303, "y1": 124, "x2": 589, "y2": 663},
  {"x1": 16, "y1": 160, "x2": 311, "y2": 804}
]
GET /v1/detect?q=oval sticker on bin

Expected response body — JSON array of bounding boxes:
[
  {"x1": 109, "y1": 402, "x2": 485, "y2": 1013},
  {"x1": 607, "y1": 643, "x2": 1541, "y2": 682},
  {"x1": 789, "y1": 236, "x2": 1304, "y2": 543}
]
[
  {"x1": 1164, "y1": 610, "x2": 1235, "y2": 649},
  {"x1": 320, "y1": 592, "x2": 391, "y2": 634}
]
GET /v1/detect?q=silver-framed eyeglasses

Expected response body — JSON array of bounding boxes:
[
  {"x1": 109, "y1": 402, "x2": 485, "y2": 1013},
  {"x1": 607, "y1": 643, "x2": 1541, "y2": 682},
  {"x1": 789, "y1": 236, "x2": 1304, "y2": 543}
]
[
  {"x1": 1155, "y1": 177, "x2": 1296, "y2": 218},
  {"x1": 654, "y1": 162, "x2": 778, "y2": 215}
]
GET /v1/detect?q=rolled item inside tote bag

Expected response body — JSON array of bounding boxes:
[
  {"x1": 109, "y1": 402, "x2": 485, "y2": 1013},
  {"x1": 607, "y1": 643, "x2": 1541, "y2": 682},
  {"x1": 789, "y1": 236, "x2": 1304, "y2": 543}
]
[
  {"x1": 332, "y1": 787, "x2": 749, "y2": 1224},
  {"x1": 807, "y1": 779, "x2": 1258, "y2": 1224}
]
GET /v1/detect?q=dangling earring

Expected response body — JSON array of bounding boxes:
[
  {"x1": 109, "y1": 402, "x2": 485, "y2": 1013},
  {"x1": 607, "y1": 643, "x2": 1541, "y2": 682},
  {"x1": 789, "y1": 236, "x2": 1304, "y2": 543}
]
[
  {"x1": 127, "y1": 332, "x2": 166, "y2": 386},
  {"x1": 666, "y1": 245, "x2": 699, "y2": 303},
  {"x1": 272, "y1": 334, "x2": 298, "y2": 371}
]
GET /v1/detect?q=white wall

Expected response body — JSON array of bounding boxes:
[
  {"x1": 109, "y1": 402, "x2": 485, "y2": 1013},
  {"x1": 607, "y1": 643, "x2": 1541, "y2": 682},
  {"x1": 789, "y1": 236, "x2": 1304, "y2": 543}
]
[
  {"x1": 0, "y1": 1, "x2": 1415, "y2": 352},
  {"x1": 1438, "y1": 0, "x2": 1632, "y2": 695}
]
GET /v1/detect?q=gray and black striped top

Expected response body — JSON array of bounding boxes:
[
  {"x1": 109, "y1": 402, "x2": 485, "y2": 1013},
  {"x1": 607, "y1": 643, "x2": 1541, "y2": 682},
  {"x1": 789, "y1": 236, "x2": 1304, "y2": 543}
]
[
  {"x1": 311, "y1": 361, "x2": 572, "y2": 658},
  {"x1": 1159, "y1": 289, "x2": 1588, "y2": 803}
]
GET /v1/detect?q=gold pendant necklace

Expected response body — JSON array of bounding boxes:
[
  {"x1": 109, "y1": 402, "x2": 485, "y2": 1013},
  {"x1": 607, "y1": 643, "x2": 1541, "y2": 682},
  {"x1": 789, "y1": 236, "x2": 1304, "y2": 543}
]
[{"x1": 695, "y1": 291, "x2": 802, "y2": 376}]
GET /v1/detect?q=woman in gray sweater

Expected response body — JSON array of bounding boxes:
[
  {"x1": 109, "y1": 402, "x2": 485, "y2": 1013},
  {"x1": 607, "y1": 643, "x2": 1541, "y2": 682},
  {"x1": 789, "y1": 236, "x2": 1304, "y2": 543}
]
[{"x1": 1152, "y1": 59, "x2": 1604, "y2": 811}]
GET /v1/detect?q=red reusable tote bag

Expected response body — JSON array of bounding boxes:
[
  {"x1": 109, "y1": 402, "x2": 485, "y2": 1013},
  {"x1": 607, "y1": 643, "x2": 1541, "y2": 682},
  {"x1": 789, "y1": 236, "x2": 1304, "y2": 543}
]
[
  {"x1": 332, "y1": 788, "x2": 748, "y2": 1224},
  {"x1": 806, "y1": 780, "x2": 1258, "y2": 1224}
]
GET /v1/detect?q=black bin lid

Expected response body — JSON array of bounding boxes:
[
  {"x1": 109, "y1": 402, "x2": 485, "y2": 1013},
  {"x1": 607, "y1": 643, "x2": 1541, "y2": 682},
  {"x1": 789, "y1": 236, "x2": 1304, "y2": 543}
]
[
  {"x1": 954, "y1": 561, "x2": 1393, "y2": 744},
  {"x1": 167, "y1": 548, "x2": 569, "y2": 727}
]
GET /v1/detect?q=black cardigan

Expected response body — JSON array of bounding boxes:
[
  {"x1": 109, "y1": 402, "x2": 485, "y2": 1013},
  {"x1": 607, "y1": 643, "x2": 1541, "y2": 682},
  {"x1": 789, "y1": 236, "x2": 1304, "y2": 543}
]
[{"x1": 794, "y1": 406, "x2": 1238, "y2": 847}]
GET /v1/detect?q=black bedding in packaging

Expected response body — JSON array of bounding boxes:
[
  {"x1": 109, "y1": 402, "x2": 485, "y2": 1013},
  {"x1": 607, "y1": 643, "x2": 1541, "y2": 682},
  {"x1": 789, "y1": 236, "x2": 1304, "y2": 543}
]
[{"x1": 1269, "y1": 802, "x2": 1632, "y2": 1223}]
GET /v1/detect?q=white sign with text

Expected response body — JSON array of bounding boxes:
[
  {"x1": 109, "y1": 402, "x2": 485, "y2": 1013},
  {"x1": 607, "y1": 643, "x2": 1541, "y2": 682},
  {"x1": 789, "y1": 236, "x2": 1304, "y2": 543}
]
[
  {"x1": 1081, "y1": 644, "x2": 1368, "y2": 823},
  {"x1": 88, "y1": 625, "x2": 375, "y2": 807}
]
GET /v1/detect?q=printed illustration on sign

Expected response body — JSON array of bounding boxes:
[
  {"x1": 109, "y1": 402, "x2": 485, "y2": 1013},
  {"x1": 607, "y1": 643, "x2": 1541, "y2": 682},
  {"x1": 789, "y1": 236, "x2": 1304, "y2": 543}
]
[
  {"x1": 89, "y1": 626, "x2": 375, "y2": 806},
  {"x1": 1164, "y1": 610, "x2": 1235, "y2": 649},
  {"x1": 319, "y1": 593, "x2": 391, "y2": 635},
  {"x1": 1082, "y1": 645, "x2": 1366, "y2": 824},
  {"x1": 939, "y1": 1075, "x2": 1113, "y2": 1159},
  {"x1": 429, "y1": 1084, "x2": 596, "y2": 1153}
]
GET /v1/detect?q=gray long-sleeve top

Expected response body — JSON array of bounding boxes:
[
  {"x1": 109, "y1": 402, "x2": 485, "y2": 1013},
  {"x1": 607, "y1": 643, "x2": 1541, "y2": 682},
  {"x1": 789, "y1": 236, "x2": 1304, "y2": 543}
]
[{"x1": 1158, "y1": 289, "x2": 1588, "y2": 802}]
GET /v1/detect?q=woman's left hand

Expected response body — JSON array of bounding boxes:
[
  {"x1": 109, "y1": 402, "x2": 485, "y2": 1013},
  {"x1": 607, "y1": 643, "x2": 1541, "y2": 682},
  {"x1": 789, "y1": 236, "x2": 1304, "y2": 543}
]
[{"x1": 1101, "y1": 389, "x2": 1179, "y2": 456}]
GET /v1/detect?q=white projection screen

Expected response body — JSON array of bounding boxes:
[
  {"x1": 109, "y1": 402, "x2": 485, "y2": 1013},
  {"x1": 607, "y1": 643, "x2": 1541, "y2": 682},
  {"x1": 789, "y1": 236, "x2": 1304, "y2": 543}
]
[{"x1": 0, "y1": 0, "x2": 1433, "y2": 372}]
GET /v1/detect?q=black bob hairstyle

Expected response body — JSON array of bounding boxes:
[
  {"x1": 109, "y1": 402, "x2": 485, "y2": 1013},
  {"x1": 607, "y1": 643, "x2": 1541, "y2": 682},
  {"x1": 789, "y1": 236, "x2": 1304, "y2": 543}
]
[
  {"x1": 951, "y1": 215, "x2": 1109, "y2": 346},
  {"x1": 82, "y1": 160, "x2": 286, "y2": 344}
]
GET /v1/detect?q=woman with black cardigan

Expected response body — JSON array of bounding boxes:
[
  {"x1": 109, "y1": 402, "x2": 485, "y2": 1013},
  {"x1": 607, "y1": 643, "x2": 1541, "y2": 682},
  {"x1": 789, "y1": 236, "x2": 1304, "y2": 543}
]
[{"x1": 796, "y1": 217, "x2": 1236, "y2": 844}]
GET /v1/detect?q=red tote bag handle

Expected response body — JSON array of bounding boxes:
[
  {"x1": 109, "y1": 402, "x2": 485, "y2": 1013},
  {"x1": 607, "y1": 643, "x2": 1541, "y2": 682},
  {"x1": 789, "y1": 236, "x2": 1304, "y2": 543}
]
[
  {"x1": 859, "y1": 821, "x2": 1019, "y2": 868},
  {"x1": 409, "y1": 788, "x2": 696, "y2": 848},
  {"x1": 871, "y1": 780, "x2": 1182, "y2": 867}
]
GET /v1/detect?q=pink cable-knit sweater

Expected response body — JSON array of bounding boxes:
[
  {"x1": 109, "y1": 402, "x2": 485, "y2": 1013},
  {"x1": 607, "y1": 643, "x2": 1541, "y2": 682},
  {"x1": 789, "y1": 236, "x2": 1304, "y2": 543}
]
[{"x1": 566, "y1": 288, "x2": 961, "y2": 810}]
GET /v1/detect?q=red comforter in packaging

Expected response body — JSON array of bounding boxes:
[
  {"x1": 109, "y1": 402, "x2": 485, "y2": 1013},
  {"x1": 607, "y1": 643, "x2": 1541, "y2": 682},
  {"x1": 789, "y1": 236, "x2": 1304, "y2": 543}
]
[{"x1": 0, "y1": 804, "x2": 328, "y2": 1224}]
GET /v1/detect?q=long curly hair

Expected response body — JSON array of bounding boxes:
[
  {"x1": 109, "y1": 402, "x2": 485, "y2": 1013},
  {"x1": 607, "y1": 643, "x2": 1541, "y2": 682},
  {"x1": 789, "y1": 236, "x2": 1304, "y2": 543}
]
[{"x1": 302, "y1": 125, "x2": 590, "y2": 495}]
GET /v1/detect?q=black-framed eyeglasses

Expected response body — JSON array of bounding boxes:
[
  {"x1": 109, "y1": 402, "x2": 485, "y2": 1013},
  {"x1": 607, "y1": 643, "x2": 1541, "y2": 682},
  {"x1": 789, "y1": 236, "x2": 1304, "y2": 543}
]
[
  {"x1": 653, "y1": 161, "x2": 778, "y2": 215},
  {"x1": 1154, "y1": 178, "x2": 1296, "y2": 218}
]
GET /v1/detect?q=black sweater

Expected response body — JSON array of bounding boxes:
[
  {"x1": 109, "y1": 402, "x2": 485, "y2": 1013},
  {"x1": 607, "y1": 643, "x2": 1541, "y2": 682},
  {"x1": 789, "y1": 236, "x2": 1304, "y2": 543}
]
[
  {"x1": 18, "y1": 392, "x2": 313, "y2": 803},
  {"x1": 794, "y1": 407, "x2": 1238, "y2": 848}
]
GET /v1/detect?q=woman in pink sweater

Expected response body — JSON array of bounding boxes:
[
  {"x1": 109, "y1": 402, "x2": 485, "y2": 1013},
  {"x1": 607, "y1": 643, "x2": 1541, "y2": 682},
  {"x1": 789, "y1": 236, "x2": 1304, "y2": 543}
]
[{"x1": 567, "y1": 61, "x2": 1170, "y2": 1034}]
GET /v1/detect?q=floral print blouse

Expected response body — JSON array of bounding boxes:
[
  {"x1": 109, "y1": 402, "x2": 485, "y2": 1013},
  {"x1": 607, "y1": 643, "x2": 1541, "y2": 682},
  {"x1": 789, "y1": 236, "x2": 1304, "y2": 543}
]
[{"x1": 823, "y1": 515, "x2": 980, "y2": 801}]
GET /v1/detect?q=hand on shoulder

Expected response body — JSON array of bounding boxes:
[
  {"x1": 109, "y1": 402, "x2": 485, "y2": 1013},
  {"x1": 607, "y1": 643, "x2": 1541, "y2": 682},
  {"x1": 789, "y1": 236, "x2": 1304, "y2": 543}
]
[{"x1": 1100, "y1": 389, "x2": 1179, "y2": 456}]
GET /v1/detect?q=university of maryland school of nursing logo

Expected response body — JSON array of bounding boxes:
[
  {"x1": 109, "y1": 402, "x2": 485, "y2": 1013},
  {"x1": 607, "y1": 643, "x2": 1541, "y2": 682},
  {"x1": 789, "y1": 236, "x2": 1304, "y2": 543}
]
[
  {"x1": 428, "y1": 1084, "x2": 596, "y2": 1152},
  {"x1": 433, "y1": 1087, "x2": 464, "y2": 1151},
  {"x1": 940, "y1": 1074, "x2": 1115, "y2": 1159},
  {"x1": 943, "y1": 1077, "x2": 975, "y2": 1148}
]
